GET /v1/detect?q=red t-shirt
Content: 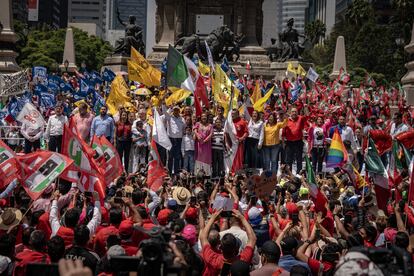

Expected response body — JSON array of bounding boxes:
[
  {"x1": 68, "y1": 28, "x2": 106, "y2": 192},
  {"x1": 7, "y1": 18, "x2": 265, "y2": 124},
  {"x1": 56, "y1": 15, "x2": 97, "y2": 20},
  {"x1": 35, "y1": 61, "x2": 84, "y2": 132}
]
[
  {"x1": 308, "y1": 258, "x2": 333, "y2": 276},
  {"x1": 116, "y1": 122, "x2": 132, "y2": 140},
  {"x1": 283, "y1": 116, "x2": 306, "y2": 141},
  {"x1": 201, "y1": 244, "x2": 253, "y2": 276},
  {"x1": 94, "y1": 225, "x2": 119, "y2": 256},
  {"x1": 233, "y1": 118, "x2": 248, "y2": 139},
  {"x1": 121, "y1": 241, "x2": 139, "y2": 256},
  {"x1": 14, "y1": 250, "x2": 50, "y2": 276}
]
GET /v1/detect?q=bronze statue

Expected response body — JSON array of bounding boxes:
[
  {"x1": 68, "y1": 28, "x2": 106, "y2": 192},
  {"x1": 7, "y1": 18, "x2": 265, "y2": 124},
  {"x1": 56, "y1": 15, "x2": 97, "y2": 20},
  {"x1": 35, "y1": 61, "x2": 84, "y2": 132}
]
[
  {"x1": 174, "y1": 26, "x2": 239, "y2": 62},
  {"x1": 113, "y1": 9, "x2": 145, "y2": 56},
  {"x1": 267, "y1": 18, "x2": 311, "y2": 62}
]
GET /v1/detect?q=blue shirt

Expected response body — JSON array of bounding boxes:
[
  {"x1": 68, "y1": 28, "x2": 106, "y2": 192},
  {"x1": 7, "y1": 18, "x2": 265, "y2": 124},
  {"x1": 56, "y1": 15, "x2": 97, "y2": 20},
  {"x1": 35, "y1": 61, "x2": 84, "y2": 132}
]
[
  {"x1": 279, "y1": 255, "x2": 311, "y2": 275},
  {"x1": 90, "y1": 115, "x2": 115, "y2": 142}
]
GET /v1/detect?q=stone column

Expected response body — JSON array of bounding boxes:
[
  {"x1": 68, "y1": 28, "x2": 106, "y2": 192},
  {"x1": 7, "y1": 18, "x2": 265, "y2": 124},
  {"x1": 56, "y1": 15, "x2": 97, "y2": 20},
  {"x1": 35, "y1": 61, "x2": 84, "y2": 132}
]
[
  {"x1": 243, "y1": 0, "x2": 261, "y2": 46},
  {"x1": 155, "y1": 0, "x2": 176, "y2": 47},
  {"x1": 0, "y1": 0, "x2": 20, "y2": 73},
  {"x1": 175, "y1": 0, "x2": 185, "y2": 39},
  {"x1": 401, "y1": 21, "x2": 414, "y2": 106},
  {"x1": 59, "y1": 28, "x2": 77, "y2": 73},
  {"x1": 329, "y1": 36, "x2": 346, "y2": 80}
]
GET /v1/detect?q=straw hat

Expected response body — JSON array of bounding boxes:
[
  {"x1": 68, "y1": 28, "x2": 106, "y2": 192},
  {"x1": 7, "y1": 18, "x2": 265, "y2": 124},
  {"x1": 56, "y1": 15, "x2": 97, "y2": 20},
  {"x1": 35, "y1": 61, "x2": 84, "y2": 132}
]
[
  {"x1": 172, "y1": 187, "x2": 191, "y2": 205},
  {"x1": 0, "y1": 208, "x2": 22, "y2": 231}
]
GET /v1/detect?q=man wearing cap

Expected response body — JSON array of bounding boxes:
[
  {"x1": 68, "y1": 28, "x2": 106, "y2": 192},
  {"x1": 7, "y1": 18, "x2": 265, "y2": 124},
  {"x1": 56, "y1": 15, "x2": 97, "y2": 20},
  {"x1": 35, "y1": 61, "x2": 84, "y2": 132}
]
[
  {"x1": 162, "y1": 105, "x2": 186, "y2": 175},
  {"x1": 251, "y1": 241, "x2": 289, "y2": 276}
]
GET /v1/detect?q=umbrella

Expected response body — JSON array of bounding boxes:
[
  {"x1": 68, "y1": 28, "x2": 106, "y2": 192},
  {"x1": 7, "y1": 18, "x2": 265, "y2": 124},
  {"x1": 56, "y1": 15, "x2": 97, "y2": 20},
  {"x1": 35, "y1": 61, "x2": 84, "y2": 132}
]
[{"x1": 133, "y1": 88, "x2": 152, "y2": 96}]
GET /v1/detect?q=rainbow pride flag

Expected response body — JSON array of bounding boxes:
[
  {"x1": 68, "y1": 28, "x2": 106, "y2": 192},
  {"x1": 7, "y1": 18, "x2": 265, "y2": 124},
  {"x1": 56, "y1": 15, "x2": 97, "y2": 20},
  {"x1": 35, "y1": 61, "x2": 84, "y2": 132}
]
[{"x1": 326, "y1": 129, "x2": 348, "y2": 168}]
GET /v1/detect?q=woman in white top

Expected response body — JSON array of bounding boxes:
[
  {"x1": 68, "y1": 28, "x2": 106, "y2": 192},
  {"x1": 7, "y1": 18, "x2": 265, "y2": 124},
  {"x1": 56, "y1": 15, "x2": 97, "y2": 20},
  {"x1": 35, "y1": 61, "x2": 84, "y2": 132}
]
[{"x1": 245, "y1": 111, "x2": 264, "y2": 168}]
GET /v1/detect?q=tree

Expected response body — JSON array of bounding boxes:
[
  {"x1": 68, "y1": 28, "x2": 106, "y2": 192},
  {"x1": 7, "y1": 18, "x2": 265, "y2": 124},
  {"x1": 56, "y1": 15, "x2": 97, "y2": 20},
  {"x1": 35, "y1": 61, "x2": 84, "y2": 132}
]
[
  {"x1": 14, "y1": 22, "x2": 113, "y2": 71},
  {"x1": 305, "y1": 20, "x2": 326, "y2": 46}
]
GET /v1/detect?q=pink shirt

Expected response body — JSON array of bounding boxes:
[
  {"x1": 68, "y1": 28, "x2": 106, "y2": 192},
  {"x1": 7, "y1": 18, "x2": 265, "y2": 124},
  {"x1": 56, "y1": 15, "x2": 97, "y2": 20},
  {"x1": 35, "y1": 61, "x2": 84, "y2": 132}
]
[{"x1": 73, "y1": 112, "x2": 94, "y2": 141}]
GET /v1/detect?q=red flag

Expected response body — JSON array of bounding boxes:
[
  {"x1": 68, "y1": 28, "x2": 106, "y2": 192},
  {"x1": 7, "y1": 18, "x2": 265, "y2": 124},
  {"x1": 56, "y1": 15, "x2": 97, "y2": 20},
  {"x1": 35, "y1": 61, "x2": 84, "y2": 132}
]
[
  {"x1": 92, "y1": 136, "x2": 123, "y2": 185},
  {"x1": 16, "y1": 151, "x2": 73, "y2": 200},
  {"x1": 369, "y1": 129, "x2": 392, "y2": 156},
  {"x1": 194, "y1": 87, "x2": 203, "y2": 117},
  {"x1": 194, "y1": 76, "x2": 210, "y2": 108},
  {"x1": 408, "y1": 158, "x2": 414, "y2": 204},
  {"x1": 147, "y1": 140, "x2": 167, "y2": 191},
  {"x1": 0, "y1": 140, "x2": 18, "y2": 189}
]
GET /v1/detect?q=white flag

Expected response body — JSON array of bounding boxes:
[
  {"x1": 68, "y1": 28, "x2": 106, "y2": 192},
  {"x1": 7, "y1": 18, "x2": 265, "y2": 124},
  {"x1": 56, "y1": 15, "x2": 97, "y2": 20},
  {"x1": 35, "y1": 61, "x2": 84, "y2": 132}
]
[
  {"x1": 223, "y1": 110, "x2": 238, "y2": 174},
  {"x1": 205, "y1": 41, "x2": 215, "y2": 72},
  {"x1": 152, "y1": 108, "x2": 172, "y2": 151},
  {"x1": 16, "y1": 102, "x2": 46, "y2": 129},
  {"x1": 182, "y1": 55, "x2": 200, "y2": 92},
  {"x1": 306, "y1": 67, "x2": 319, "y2": 83}
]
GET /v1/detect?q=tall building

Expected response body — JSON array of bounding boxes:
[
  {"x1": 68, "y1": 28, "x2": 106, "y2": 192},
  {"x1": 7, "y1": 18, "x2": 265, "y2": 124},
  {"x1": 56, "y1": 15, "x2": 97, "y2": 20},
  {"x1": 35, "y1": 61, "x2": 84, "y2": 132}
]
[
  {"x1": 105, "y1": 0, "x2": 147, "y2": 47},
  {"x1": 30, "y1": 0, "x2": 68, "y2": 29},
  {"x1": 306, "y1": 0, "x2": 336, "y2": 40},
  {"x1": 281, "y1": 0, "x2": 309, "y2": 35},
  {"x1": 12, "y1": 0, "x2": 28, "y2": 23},
  {"x1": 67, "y1": 0, "x2": 106, "y2": 38},
  {"x1": 335, "y1": 0, "x2": 352, "y2": 22}
]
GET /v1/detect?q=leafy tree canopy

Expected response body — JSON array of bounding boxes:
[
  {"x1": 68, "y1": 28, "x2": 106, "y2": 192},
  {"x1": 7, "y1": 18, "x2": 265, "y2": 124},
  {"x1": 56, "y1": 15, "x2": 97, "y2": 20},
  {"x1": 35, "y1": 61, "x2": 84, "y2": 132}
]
[{"x1": 14, "y1": 21, "x2": 113, "y2": 71}]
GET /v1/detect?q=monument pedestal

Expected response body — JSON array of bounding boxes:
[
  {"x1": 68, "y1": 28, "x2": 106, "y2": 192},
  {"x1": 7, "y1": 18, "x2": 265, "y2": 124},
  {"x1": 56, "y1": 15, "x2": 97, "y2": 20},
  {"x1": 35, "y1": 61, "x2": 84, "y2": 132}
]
[
  {"x1": 0, "y1": 0, "x2": 20, "y2": 73},
  {"x1": 103, "y1": 55, "x2": 129, "y2": 73}
]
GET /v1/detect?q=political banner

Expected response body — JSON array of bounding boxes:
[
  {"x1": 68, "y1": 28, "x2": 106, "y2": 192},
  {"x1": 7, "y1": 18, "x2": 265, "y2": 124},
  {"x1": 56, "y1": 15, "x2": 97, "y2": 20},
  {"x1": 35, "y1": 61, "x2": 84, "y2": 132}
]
[
  {"x1": 91, "y1": 136, "x2": 123, "y2": 184},
  {"x1": 17, "y1": 151, "x2": 73, "y2": 200},
  {"x1": 32, "y1": 66, "x2": 47, "y2": 83},
  {"x1": 0, "y1": 140, "x2": 18, "y2": 189},
  {"x1": 306, "y1": 67, "x2": 319, "y2": 83},
  {"x1": 248, "y1": 171, "x2": 278, "y2": 199},
  {"x1": 16, "y1": 102, "x2": 46, "y2": 129}
]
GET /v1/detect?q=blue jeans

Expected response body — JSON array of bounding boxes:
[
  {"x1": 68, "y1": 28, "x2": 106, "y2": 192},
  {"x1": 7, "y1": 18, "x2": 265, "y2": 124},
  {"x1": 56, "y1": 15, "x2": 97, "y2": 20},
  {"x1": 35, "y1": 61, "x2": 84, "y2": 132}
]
[
  {"x1": 183, "y1": 150, "x2": 194, "y2": 173},
  {"x1": 263, "y1": 144, "x2": 281, "y2": 173},
  {"x1": 168, "y1": 137, "x2": 182, "y2": 174}
]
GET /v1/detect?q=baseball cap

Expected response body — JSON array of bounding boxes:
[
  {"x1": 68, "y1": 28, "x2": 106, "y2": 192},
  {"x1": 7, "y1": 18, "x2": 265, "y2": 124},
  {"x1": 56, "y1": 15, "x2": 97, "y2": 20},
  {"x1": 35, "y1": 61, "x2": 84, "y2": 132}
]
[
  {"x1": 185, "y1": 207, "x2": 198, "y2": 221},
  {"x1": 260, "y1": 241, "x2": 281, "y2": 258},
  {"x1": 182, "y1": 224, "x2": 197, "y2": 246},
  {"x1": 299, "y1": 187, "x2": 309, "y2": 197},
  {"x1": 280, "y1": 237, "x2": 298, "y2": 253},
  {"x1": 248, "y1": 207, "x2": 262, "y2": 226},
  {"x1": 157, "y1": 209, "x2": 173, "y2": 226},
  {"x1": 167, "y1": 199, "x2": 178, "y2": 210},
  {"x1": 118, "y1": 220, "x2": 134, "y2": 237}
]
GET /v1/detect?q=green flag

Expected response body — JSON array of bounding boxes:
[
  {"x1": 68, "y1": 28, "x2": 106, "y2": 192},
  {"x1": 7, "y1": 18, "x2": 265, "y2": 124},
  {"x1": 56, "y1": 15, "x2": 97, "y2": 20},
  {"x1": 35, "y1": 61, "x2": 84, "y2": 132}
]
[
  {"x1": 305, "y1": 155, "x2": 318, "y2": 197},
  {"x1": 365, "y1": 138, "x2": 387, "y2": 175},
  {"x1": 166, "y1": 45, "x2": 188, "y2": 89}
]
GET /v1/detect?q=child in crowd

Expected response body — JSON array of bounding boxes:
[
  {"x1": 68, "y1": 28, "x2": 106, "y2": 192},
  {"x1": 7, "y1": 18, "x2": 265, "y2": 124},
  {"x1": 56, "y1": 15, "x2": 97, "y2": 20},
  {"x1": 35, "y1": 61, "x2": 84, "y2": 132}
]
[
  {"x1": 181, "y1": 126, "x2": 195, "y2": 173},
  {"x1": 212, "y1": 119, "x2": 225, "y2": 177},
  {"x1": 131, "y1": 120, "x2": 148, "y2": 173}
]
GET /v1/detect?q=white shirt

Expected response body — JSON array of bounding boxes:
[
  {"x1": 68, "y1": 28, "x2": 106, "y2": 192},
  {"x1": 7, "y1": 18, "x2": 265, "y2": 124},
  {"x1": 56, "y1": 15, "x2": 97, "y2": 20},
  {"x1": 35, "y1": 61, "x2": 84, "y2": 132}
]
[
  {"x1": 181, "y1": 134, "x2": 195, "y2": 154},
  {"x1": 340, "y1": 126, "x2": 357, "y2": 150},
  {"x1": 45, "y1": 114, "x2": 68, "y2": 138},
  {"x1": 163, "y1": 113, "x2": 185, "y2": 138},
  {"x1": 132, "y1": 119, "x2": 151, "y2": 141},
  {"x1": 248, "y1": 119, "x2": 264, "y2": 146},
  {"x1": 390, "y1": 123, "x2": 409, "y2": 137}
]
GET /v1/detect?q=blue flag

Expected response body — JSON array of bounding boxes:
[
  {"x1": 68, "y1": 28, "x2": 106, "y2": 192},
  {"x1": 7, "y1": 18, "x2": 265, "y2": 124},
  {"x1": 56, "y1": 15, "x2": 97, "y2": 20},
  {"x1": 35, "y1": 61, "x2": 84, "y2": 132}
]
[
  {"x1": 32, "y1": 66, "x2": 47, "y2": 83},
  {"x1": 161, "y1": 58, "x2": 168, "y2": 74},
  {"x1": 290, "y1": 84, "x2": 302, "y2": 103},
  {"x1": 38, "y1": 92, "x2": 56, "y2": 109},
  {"x1": 48, "y1": 75, "x2": 63, "y2": 86},
  {"x1": 79, "y1": 78, "x2": 94, "y2": 95},
  {"x1": 47, "y1": 82, "x2": 59, "y2": 94},
  {"x1": 92, "y1": 91, "x2": 106, "y2": 114},
  {"x1": 102, "y1": 68, "x2": 116, "y2": 82},
  {"x1": 60, "y1": 82, "x2": 73, "y2": 92},
  {"x1": 221, "y1": 57, "x2": 230, "y2": 73},
  {"x1": 34, "y1": 84, "x2": 48, "y2": 94},
  {"x1": 90, "y1": 70, "x2": 103, "y2": 84},
  {"x1": 7, "y1": 94, "x2": 31, "y2": 119}
]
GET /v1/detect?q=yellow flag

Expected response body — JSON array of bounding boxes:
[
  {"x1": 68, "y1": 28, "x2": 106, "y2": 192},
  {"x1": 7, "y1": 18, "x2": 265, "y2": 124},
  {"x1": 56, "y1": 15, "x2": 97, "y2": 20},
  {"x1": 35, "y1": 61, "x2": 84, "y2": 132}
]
[
  {"x1": 128, "y1": 60, "x2": 157, "y2": 88},
  {"x1": 250, "y1": 81, "x2": 261, "y2": 104},
  {"x1": 287, "y1": 62, "x2": 296, "y2": 74},
  {"x1": 297, "y1": 64, "x2": 306, "y2": 77},
  {"x1": 106, "y1": 75, "x2": 131, "y2": 115},
  {"x1": 253, "y1": 86, "x2": 274, "y2": 112},
  {"x1": 130, "y1": 47, "x2": 161, "y2": 87},
  {"x1": 165, "y1": 87, "x2": 192, "y2": 106},
  {"x1": 198, "y1": 60, "x2": 210, "y2": 76},
  {"x1": 212, "y1": 64, "x2": 239, "y2": 114}
]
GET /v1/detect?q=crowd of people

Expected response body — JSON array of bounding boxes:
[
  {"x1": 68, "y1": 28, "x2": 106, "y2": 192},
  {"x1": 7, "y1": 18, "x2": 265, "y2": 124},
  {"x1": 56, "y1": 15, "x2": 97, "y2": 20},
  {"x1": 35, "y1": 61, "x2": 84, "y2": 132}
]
[{"x1": 0, "y1": 63, "x2": 413, "y2": 276}]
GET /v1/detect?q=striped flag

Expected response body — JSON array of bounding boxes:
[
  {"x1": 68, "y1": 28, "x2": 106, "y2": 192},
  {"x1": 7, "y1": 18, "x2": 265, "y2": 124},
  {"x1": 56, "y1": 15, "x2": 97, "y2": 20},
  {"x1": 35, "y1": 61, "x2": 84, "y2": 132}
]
[{"x1": 326, "y1": 129, "x2": 348, "y2": 168}]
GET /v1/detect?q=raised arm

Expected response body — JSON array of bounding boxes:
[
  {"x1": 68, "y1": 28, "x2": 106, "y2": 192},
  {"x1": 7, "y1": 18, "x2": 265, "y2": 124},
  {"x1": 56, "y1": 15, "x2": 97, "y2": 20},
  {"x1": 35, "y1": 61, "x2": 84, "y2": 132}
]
[{"x1": 232, "y1": 209, "x2": 257, "y2": 248}]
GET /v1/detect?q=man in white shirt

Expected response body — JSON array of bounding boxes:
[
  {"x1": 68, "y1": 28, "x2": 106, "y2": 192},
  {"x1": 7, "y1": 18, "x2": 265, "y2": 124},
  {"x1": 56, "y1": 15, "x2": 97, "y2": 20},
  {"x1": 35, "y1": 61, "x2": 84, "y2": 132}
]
[
  {"x1": 329, "y1": 115, "x2": 357, "y2": 151},
  {"x1": 390, "y1": 112, "x2": 409, "y2": 138},
  {"x1": 45, "y1": 104, "x2": 68, "y2": 152},
  {"x1": 162, "y1": 105, "x2": 186, "y2": 174},
  {"x1": 21, "y1": 119, "x2": 44, "y2": 154}
]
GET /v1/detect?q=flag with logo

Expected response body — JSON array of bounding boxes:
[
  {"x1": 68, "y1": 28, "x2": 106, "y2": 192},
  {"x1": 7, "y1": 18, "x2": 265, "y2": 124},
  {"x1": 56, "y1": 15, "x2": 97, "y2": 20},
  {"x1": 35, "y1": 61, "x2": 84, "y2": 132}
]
[
  {"x1": 306, "y1": 67, "x2": 319, "y2": 83},
  {"x1": 253, "y1": 86, "x2": 274, "y2": 112},
  {"x1": 130, "y1": 47, "x2": 161, "y2": 87},
  {"x1": 102, "y1": 68, "x2": 116, "y2": 82},
  {"x1": 212, "y1": 64, "x2": 240, "y2": 114},
  {"x1": 17, "y1": 151, "x2": 73, "y2": 200},
  {"x1": 297, "y1": 64, "x2": 306, "y2": 77},
  {"x1": 32, "y1": 66, "x2": 47, "y2": 83},
  {"x1": 106, "y1": 75, "x2": 131, "y2": 115},
  {"x1": 16, "y1": 102, "x2": 46, "y2": 129},
  {"x1": 250, "y1": 81, "x2": 262, "y2": 104},
  {"x1": 287, "y1": 62, "x2": 296, "y2": 75},
  {"x1": 338, "y1": 67, "x2": 350, "y2": 84},
  {"x1": 0, "y1": 140, "x2": 18, "y2": 189},
  {"x1": 91, "y1": 136, "x2": 123, "y2": 185}
]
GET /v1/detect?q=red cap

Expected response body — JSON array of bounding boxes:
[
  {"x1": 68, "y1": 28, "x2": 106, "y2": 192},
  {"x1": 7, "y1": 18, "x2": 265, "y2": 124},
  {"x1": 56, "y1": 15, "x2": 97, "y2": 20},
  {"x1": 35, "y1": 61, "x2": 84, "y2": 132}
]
[
  {"x1": 119, "y1": 220, "x2": 134, "y2": 237},
  {"x1": 185, "y1": 207, "x2": 198, "y2": 220},
  {"x1": 157, "y1": 209, "x2": 173, "y2": 226},
  {"x1": 286, "y1": 202, "x2": 298, "y2": 215},
  {"x1": 100, "y1": 206, "x2": 109, "y2": 223}
]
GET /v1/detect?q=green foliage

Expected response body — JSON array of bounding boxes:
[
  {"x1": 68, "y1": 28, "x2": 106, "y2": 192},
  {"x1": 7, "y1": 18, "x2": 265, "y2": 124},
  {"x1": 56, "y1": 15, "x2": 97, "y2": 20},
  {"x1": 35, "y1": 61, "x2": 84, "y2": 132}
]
[
  {"x1": 303, "y1": 0, "x2": 413, "y2": 84},
  {"x1": 305, "y1": 20, "x2": 326, "y2": 45},
  {"x1": 14, "y1": 21, "x2": 113, "y2": 71}
]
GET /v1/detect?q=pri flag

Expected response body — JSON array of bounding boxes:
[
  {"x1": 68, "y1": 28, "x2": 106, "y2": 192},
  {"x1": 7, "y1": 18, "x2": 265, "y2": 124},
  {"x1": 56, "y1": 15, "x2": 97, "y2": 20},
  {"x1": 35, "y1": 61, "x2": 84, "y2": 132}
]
[
  {"x1": 0, "y1": 140, "x2": 18, "y2": 189},
  {"x1": 16, "y1": 151, "x2": 73, "y2": 200},
  {"x1": 16, "y1": 102, "x2": 46, "y2": 129},
  {"x1": 147, "y1": 140, "x2": 168, "y2": 191},
  {"x1": 91, "y1": 136, "x2": 123, "y2": 184}
]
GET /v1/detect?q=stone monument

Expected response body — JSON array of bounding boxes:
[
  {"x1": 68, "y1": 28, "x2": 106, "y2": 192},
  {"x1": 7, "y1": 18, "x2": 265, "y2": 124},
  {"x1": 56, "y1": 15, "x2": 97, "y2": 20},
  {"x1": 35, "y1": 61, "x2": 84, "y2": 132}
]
[
  {"x1": 401, "y1": 21, "x2": 414, "y2": 106},
  {"x1": 0, "y1": 0, "x2": 20, "y2": 73},
  {"x1": 104, "y1": 9, "x2": 146, "y2": 73},
  {"x1": 59, "y1": 28, "x2": 77, "y2": 73},
  {"x1": 330, "y1": 36, "x2": 346, "y2": 80}
]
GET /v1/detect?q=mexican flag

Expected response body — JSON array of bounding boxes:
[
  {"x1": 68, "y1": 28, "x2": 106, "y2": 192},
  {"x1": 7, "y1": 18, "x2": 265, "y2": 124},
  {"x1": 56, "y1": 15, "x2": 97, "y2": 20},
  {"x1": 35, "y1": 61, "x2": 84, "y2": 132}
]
[
  {"x1": 305, "y1": 156, "x2": 318, "y2": 198},
  {"x1": 338, "y1": 67, "x2": 350, "y2": 84},
  {"x1": 388, "y1": 140, "x2": 403, "y2": 187},
  {"x1": 365, "y1": 138, "x2": 389, "y2": 210},
  {"x1": 166, "y1": 45, "x2": 199, "y2": 92}
]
